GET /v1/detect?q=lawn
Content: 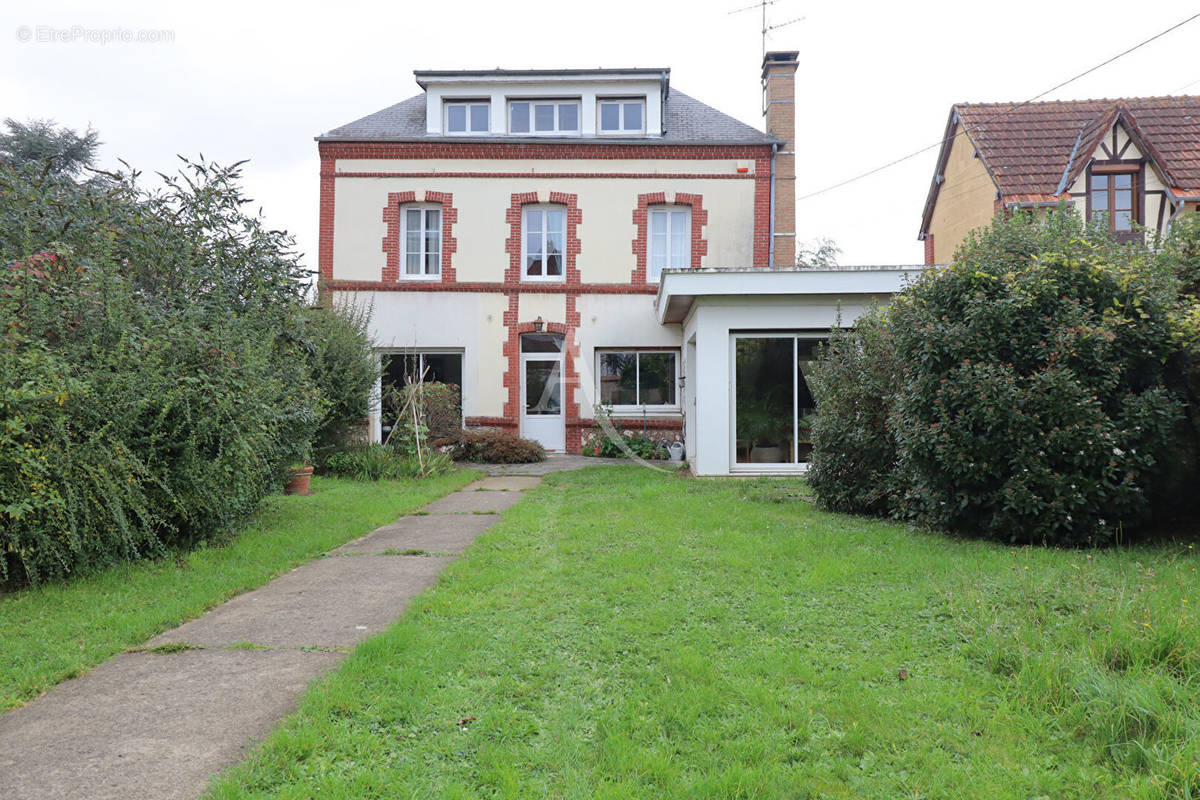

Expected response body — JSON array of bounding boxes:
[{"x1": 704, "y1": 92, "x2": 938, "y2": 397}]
[
  {"x1": 207, "y1": 467, "x2": 1199, "y2": 800},
  {"x1": 0, "y1": 471, "x2": 478, "y2": 712}
]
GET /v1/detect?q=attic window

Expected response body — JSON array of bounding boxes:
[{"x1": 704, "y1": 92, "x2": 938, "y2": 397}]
[
  {"x1": 509, "y1": 100, "x2": 580, "y2": 135},
  {"x1": 1089, "y1": 165, "x2": 1139, "y2": 237},
  {"x1": 445, "y1": 101, "x2": 489, "y2": 134},
  {"x1": 598, "y1": 99, "x2": 645, "y2": 134}
]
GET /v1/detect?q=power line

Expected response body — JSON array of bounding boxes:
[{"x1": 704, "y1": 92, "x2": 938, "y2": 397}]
[{"x1": 796, "y1": 10, "x2": 1200, "y2": 203}]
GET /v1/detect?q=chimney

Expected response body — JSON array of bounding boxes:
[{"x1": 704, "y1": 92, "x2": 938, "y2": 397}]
[{"x1": 762, "y1": 50, "x2": 798, "y2": 268}]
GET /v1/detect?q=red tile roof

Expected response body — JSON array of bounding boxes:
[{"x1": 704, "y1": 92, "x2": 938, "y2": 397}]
[
  {"x1": 920, "y1": 95, "x2": 1200, "y2": 238},
  {"x1": 956, "y1": 96, "x2": 1200, "y2": 196}
]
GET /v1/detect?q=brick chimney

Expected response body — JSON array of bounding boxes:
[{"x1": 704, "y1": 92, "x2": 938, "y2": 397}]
[{"x1": 762, "y1": 50, "x2": 798, "y2": 268}]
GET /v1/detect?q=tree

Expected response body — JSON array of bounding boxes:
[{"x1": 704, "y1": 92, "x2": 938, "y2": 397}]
[{"x1": 0, "y1": 118, "x2": 100, "y2": 177}]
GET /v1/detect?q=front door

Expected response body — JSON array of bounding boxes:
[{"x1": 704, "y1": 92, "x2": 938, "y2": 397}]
[{"x1": 520, "y1": 333, "x2": 565, "y2": 452}]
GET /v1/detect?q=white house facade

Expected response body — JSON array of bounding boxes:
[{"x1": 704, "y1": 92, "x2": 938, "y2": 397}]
[{"x1": 318, "y1": 53, "x2": 918, "y2": 474}]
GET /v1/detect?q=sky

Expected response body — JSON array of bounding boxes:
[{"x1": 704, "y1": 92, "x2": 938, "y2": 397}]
[{"x1": 4, "y1": 0, "x2": 1200, "y2": 271}]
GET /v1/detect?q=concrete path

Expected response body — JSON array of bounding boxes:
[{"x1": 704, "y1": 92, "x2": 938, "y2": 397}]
[
  {"x1": 461, "y1": 452, "x2": 684, "y2": 476},
  {"x1": 0, "y1": 475, "x2": 540, "y2": 800}
]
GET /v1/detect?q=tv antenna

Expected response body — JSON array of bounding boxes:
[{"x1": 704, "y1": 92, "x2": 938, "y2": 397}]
[{"x1": 728, "y1": 0, "x2": 805, "y2": 57}]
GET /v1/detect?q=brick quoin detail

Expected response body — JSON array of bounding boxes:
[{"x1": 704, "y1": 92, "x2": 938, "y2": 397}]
[
  {"x1": 381, "y1": 191, "x2": 458, "y2": 284},
  {"x1": 923, "y1": 234, "x2": 936, "y2": 266},
  {"x1": 753, "y1": 157, "x2": 772, "y2": 267},
  {"x1": 630, "y1": 192, "x2": 708, "y2": 285},
  {"x1": 317, "y1": 155, "x2": 336, "y2": 303}
]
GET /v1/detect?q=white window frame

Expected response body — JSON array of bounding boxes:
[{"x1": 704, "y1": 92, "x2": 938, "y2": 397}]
[
  {"x1": 507, "y1": 99, "x2": 581, "y2": 136},
  {"x1": 400, "y1": 203, "x2": 442, "y2": 280},
  {"x1": 443, "y1": 101, "x2": 490, "y2": 135},
  {"x1": 521, "y1": 204, "x2": 567, "y2": 283},
  {"x1": 597, "y1": 98, "x2": 647, "y2": 135},
  {"x1": 647, "y1": 206, "x2": 691, "y2": 282},
  {"x1": 595, "y1": 349, "x2": 681, "y2": 413}
]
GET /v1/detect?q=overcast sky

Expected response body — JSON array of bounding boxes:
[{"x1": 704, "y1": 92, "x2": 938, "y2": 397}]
[{"x1": 4, "y1": 0, "x2": 1200, "y2": 270}]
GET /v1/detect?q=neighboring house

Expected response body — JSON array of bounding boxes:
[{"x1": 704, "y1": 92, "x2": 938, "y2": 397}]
[
  {"x1": 919, "y1": 96, "x2": 1200, "y2": 264},
  {"x1": 318, "y1": 52, "x2": 915, "y2": 475}
]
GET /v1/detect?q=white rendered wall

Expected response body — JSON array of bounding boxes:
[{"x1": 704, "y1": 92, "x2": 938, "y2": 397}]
[{"x1": 683, "y1": 294, "x2": 893, "y2": 476}]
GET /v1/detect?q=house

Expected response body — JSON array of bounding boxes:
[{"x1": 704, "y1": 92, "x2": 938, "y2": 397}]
[
  {"x1": 317, "y1": 52, "x2": 916, "y2": 475},
  {"x1": 919, "y1": 96, "x2": 1200, "y2": 264}
]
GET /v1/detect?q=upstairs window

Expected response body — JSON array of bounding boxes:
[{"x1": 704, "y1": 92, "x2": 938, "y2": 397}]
[
  {"x1": 598, "y1": 99, "x2": 645, "y2": 134},
  {"x1": 444, "y1": 101, "x2": 489, "y2": 134},
  {"x1": 402, "y1": 205, "x2": 441, "y2": 278},
  {"x1": 523, "y1": 205, "x2": 566, "y2": 281},
  {"x1": 1089, "y1": 168, "x2": 1138, "y2": 237},
  {"x1": 509, "y1": 100, "x2": 580, "y2": 135},
  {"x1": 648, "y1": 206, "x2": 691, "y2": 281}
]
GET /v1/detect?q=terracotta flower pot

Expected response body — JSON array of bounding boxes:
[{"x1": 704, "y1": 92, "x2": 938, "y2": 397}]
[{"x1": 285, "y1": 465, "x2": 314, "y2": 496}]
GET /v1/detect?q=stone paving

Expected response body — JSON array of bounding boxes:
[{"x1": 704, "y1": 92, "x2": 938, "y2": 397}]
[
  {"x1": 460, "y1": 452, "x2": 683, "y2": 476},
  {"x1": 0, "y1": 476, "x2": 539, "y2": 800}
]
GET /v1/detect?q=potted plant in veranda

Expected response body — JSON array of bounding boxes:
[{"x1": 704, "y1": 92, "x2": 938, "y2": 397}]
[{"x1": 741, "y1": 393, "x2": 793, "y2": 463}]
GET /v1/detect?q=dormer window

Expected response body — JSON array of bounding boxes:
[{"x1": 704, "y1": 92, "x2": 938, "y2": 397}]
[
  {"x1": 444, "y1": 101, "x2": 489, "y2": 135},
  {"x1": 1089, "y1": 165, "x2": 1140, "y2": 240},
  {"x1": 508, "y1": 100, "x2": 580, "y2": 135},
  {"x1": 598, "y1": 99, "x2": 645, "y2": 134}
]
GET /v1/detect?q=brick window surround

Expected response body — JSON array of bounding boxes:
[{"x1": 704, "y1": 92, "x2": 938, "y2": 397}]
[
  {"x1": 504, "y1": 191, "x2": 583, "y2": 285},
  {"x1": 630, "y1": 192, "x2": 708, "y2": 284},
  {"x1": 381, "y1": 190, "x2": 458, "y2": 283}
]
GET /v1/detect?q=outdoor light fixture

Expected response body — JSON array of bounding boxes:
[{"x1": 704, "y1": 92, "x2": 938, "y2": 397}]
[{"x1": 533, "y1": 316, "x2": 544, "y2": 332}]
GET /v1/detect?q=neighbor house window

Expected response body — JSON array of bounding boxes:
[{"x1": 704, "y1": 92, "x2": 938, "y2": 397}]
[
  {"x1": 598, "y1": 99, "x2": 645, "y2": 134},
  {"x1": 648, "y1": 207, "x2": 691, "y2": 281},
  {"x1": 444, "y1": 101, "x2": 489, "y2": 134},
  {"x1": 598, "y1": 350, "x2": 678, "y2": 408},
  {"x1": 509, "y1": 100, "x2": 580, "y2": 135},
  {"x1": 523, "y1": 205, "x2": 566, "y2": 280},
  {"x1": 401, "y1": 205, "x2": 441, "y2": 278},
  {"x1": 1089, "y1": 168, "x2": 1138, "y2": 236}
]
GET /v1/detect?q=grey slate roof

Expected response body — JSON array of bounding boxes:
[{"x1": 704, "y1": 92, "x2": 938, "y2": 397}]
[{"x1": 318, "y1": 90, "x2": 777, "y2": 146}]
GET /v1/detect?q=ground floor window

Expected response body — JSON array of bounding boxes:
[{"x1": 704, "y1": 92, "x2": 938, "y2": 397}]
[
  {"x1": 380, "y1": 350, "x2": 463, "y2": 440},
  {"x1": 732, "y1": 334, "x2": 823, "y2": 466},
  {"x1": 597, "y1": 350, "x2": 678, "y2": 409}
]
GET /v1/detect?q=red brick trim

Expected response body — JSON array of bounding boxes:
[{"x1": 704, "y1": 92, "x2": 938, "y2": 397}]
[
  {"x1": 497, "y1": 294, "x2": 584, "y2": 453},
  {"x1": 504, "y1": 191, "x2": 582, "y2": 285},
  {"x1": 630, "y1": 192, "x2": 708, "y2": 285},
  {"x1": 753, "y1": 156, "x2": 772, "y2": 267},
  {"x1": 574, "y1": 418, "x2": 683, "y2": 430},
  {"x1": 327, "y1": 280, "x2": 657, "y2": 295},
  {"x1": 464, "y1": 416, "x2": 518, "y2": 428},
  {"x1": 320, "y1": 141, "x2": 774, "y2": 161},
  {"x1": 381, "y1": 191, "x2": 458, "y2": 284},
  {"x1": 317, "y1": 155, "x2": 335, "y2": 302},
  {"x1": 336, "y1": 171, "x2": 754, "y2": 180},
  {"x1": 923, "y1": 234, "x2": 935, "y2": 266}
]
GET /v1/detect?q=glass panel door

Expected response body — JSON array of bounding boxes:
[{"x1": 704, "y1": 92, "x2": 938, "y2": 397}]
[
  {"x1": 524, "y1": 360, "x2": 562, "y2": 416},
  {"x1": 734, "y1": 337, "x2": 796, "y2": 464}
]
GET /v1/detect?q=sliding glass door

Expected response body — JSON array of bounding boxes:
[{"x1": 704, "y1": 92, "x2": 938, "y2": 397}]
[{"x1": 732, "y1": 334, "x2": 823, "y2": 468}]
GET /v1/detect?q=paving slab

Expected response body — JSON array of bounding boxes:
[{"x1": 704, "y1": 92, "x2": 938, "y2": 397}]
[
  {"x1": 473, "y1": 475, "x2": 542, "y2": 491},
  {"x1": 335, "y1": 513, "x2": 496, "y2": 555},
  {"x1": 422, "y1": 487, "x2": 526, "y2": 514},
  {"x1": 146, "y1": 554, "x2": 451, "y2": 649},
  {"x1": 0, "y1": 648, "x2": 340, "y2": 800}
]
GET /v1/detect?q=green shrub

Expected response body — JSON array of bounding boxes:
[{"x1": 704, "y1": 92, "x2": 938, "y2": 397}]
[
  {"x1": 0, "y1": 134, "x2": 318, "y2": 585},
  {"x1": 806, "y1": 306, "x2": 901, "y2": 515},
  {"x1": 452, "y1": 429, "x2": 545, "y2": 464},
  {"x1": 888, "y1": 211, "x2": 1183, "y2": 545},
  {"x1": 399, "y1": 382, "x2": 462, "y2": 445},
  {"x1": 301, "y1": 301, "x2": 378, "y2": 462},
  {"x1": 324, "y1": 444, "x2": 452, "y2": 481}
]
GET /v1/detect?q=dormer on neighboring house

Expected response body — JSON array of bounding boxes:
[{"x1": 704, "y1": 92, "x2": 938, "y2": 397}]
[{"x1": 918, "y1": 96, "x2": 1200, "y2": 264}]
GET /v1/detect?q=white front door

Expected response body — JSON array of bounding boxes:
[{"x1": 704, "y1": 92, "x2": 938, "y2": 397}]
[{"x1": 521, "y1": 353, "x2": 565, "y2": 452}]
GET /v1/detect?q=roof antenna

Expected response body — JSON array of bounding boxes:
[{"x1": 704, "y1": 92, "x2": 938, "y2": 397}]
[{"x1": 727, "y1": 0, "x2": 805, "y2": 58}]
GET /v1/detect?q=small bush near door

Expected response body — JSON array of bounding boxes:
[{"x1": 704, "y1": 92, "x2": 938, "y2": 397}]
[
  {"x1": 323, "y1": 444, "x2": 452, "y2": 480},
  {"x1": 452, "y1": 430, "x2": 546, "y2": 464}
]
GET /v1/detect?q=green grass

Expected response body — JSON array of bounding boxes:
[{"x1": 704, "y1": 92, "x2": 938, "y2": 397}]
[
  {"x1": 205, "y1": 467, "x2": 1200, "y2": 800},
  {"x1": 0, "y1": 472, "x2": 477, "y2": 711}
]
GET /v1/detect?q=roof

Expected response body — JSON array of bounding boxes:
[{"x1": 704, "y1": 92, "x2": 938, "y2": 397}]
[
  {"x1": 317, "y1": 89, "x2": 778, "y2": 146},
  {"x1": 920, "y1": 95, "x2": 1200, "y2": 236},
  {"x1": 655, "y1": 266, "x2": 926, "y2": 325}
]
